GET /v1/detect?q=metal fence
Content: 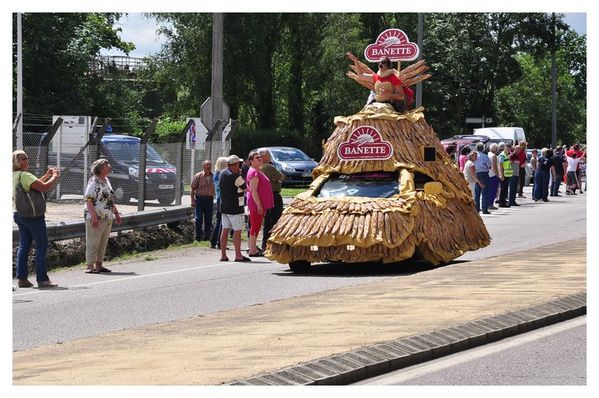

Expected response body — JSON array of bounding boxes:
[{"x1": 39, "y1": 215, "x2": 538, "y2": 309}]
[{"x1": 20, "y1": 130, "x2": 230, "y2": 209}]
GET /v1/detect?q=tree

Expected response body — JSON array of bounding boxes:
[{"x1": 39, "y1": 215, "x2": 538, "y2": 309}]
[{"x1": 13, "y1": 13, "x2": 135, "y2": 130}]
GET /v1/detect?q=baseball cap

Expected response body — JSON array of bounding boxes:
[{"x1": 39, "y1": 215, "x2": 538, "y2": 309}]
[{"x1": 227, "y1": 154, "x2": 242, "y2": 165}]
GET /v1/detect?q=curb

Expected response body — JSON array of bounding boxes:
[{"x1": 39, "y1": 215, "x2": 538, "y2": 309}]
[{"x1": 228, "y1": 291, "x2": 586, "y2": 385}]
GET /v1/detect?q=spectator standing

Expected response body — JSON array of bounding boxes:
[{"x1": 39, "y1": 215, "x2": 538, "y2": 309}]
[
  {"x1": 517, "y1": 141, "x2": 527, "y2": 198},
  {"x1": 567, "y1": 144, "x2": 585, "y2": 194},
  {"x1": 458, "y1": 146, "x2": 470, "y2": 172},
  {"x1": 508, "y1": 151, "x2": 520, "y2": 206},
  {"x1": 530, "y1": 149, "x2": 539, "y2": 195},
  {"x1": 219, "y1": 155, "x2": 250, "y2": 262},
  {"x1": 487, "y1": 143, "x2": 500, "y2": 210},
  {"x1": 565, "y1": 152, "x2": 581, "y2": 195},
  {"x1": 550, "y1": 147, "x2": 566, "y2": 197},
  {"x1": 190, "y1": 160, "x2": 215, "y2": 242},
  {"x1": 445, "y1": 143, "x2": 457, "y2": 164},
  {"x1": 258, "y1": 148, "x2": 285, "y2": 252},
  {"x1": 245, "y1": 150, "x2": 274, "y2": 256},
  {"x1": 210, "y1": 157, "x2": 228, "y2": 249},
  {"x1": 474, "y1": 143, "x2": 491, "y2": 214},
  {"x1": 463, "y1": 151, "x2": 481, "y2": 197},
  {"x1": 84, "y1": 159, "x2": 122, "y2": 274},
  {"x1": 533, "y1": 148, "x2": 554, "y2": 202},
  {"x1": 497, "y1": 143, "x2": 513, "y2": 208},
  {"x1": 12, "y1": 150, "x2": 60, "y2": 288}
]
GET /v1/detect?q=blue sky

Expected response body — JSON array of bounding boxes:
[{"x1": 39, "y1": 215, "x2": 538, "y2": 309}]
[{"x1": 103, "y1": 12, "x2": 587, "y2": 58}]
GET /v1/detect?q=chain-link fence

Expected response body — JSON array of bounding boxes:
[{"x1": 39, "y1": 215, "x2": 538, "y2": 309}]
[{"x1": 19, "y1": 129, "x2": 230, "y2": 209}]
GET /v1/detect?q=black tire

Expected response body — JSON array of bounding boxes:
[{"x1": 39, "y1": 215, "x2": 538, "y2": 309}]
[
  {"x1": 289, "y1": 260, "x2": 311, "y2": 273},
  {"x1": 158, "y1": 192, "x2": 175, "y2": 206}
]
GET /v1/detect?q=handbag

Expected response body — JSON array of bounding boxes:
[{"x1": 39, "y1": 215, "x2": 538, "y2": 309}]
[{"x1": 15, "y1": 172, "x2": 46, "y2": 218}]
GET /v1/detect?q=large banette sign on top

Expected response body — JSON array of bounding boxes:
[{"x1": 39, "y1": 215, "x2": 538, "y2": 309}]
[
  {"x1": 364, "y1": 28, "x2": 420, "y2": 63},
  {"x1": 337, "y1": 126, "x2": 393, "y2": 161}
]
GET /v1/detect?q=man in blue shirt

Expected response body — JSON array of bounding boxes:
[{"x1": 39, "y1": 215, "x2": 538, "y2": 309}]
[{"x1": 474, "y1": 143, "x2": 492, "y2": 214}]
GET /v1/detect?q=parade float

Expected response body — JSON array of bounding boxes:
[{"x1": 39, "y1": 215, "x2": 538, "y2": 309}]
[{"x1": 265, "y1": 28, "x2": 490, "y2": 272}]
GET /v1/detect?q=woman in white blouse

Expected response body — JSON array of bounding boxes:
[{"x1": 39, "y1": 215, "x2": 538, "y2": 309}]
[{"x1": 84, "y1": 158, "x2": 122, "y2": 273}]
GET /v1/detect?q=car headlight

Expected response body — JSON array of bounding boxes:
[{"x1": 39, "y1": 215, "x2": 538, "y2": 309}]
[
  {"x1": 282, "y1": 163, "x2": 295, "y2": 173},
  {"x1": 128, "y1": 167, "x2": 139, "y2": 177}
]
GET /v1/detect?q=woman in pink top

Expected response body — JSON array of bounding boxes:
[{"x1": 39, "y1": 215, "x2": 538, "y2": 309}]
[{"x1": 246, "y1": 150, "x2": 274, "y2": 256}]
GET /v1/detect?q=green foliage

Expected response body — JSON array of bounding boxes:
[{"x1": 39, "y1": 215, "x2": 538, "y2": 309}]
[{"x1": 14, "y1": 12, "x2": 586, "y2": 150}]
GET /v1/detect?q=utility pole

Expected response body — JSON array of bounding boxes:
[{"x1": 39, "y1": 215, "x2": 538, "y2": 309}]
[
  {"x1": 416, "y1": 13, "x2": 424, "y2": 108},
  {"x1": 551, "y1": 12, "x2": 558, "y2": 148},
  {"x1": 211, "y1": 13, "x2": 224, "y2": 141},
  {"x1": 16, "y1": 12, "x2": 23, "y2": 149}
]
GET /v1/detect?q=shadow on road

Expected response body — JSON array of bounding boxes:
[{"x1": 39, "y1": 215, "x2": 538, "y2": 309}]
[{"x1": 273, "y1": 259, "x2": 469, "y2": 278}]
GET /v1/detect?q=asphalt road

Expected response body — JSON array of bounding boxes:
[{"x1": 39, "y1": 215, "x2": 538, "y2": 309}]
[
  {"x1": 357, "y1": 316, "x2": 586, "y2": 385},
  {"x1": 12, "y1": 185, "x2": 586, "y2": 351}
]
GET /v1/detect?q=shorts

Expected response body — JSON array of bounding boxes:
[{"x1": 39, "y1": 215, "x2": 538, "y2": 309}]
[
  {"x1": 221, "y1": 213, "x2": 244, "y2": 231},
  {"x1": 249, "y1": 211, "x2": 264, "y2": 236}
]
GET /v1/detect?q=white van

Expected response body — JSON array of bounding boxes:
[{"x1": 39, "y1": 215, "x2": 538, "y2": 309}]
[{"x1": 473, "y1": 127, "x2": 526, "y2": 146}]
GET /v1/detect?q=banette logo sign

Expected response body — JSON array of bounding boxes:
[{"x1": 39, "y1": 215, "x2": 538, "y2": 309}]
[
  {"x1": 364, "y1": 28, "x2": 420, "y2": 62},
  {"x1": 337, "y1": 126, "x2": 393, "y2": 161}
]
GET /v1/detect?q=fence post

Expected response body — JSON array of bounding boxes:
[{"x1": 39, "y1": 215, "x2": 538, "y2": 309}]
[
  {"x1": 137, "y1": 119, "x2": 158, "y2": 211},
  {"x1": 175, "y1": 119, "x2": 194, "y2": 206}
]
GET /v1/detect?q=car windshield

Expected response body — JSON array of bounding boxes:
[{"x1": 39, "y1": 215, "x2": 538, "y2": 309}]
[
  {"x1": 104, "y1": 141, "x2": 166, "y2": 164},
  {"x1": 270, "y1": 148, "x2": 311, "y2": 162},
  {"x1": 316, "y1": 172, "x2": 399, "y2": 198}
]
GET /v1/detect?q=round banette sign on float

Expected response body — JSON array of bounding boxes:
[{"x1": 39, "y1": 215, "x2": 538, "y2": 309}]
[
  {"x1": 364, "y1": 28, "x2": 420, "y2": 62},
  {"x1": 337, "y1": 126, "x2": 393, "y2": 161}
]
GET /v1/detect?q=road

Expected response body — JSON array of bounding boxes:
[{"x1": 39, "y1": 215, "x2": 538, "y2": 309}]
[
  {"x1": 13, "y1": 186, "x2": 586, "y2": 351},
  {"x1": 357, "y1": 316, "x2": 586, "y2": 385}
]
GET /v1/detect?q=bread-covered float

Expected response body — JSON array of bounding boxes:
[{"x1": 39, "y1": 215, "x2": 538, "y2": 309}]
[{"x1": 265, "y1": 30, "x2": 490, "y2": 272}]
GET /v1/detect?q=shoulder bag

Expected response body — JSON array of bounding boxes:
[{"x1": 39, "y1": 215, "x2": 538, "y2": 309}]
[{"x1": 15, "y1": 172, "x2": 46, "y2": 218}]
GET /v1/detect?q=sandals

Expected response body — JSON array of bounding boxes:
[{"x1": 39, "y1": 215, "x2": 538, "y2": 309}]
[
  {"x1": 85, "y1": 266, "x2": 111, "y2": 273},
  {"x1": 234, "y1": 256, "x2": 252, "y2": 262},
  {"x1": 248, "y1": 252, "x2": 264, "y2": 257},
  {"x1": 37, "y1": 280, "x2": 58, "y2": 288},
  {"x1": 220, "y1": 257, "x2": 230, "y2": 262}
]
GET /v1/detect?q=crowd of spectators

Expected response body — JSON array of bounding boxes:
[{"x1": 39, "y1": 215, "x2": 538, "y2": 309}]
[{"x1": 446, "y1": 141, "x2": 586, "y2": 214}]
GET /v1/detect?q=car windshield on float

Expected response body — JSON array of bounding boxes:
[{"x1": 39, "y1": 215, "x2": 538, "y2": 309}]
[
  {"x1": 316, "y1": 172, "x2": 399, "y2": 198},
  {"x1": 104, "y1": 141, "x2": 166, "y2": 164},
  {"x1": 270, "y1": 148, "x2": 311, "y2": 161}
]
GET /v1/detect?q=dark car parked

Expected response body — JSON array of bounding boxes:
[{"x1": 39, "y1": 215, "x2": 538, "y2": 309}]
[
  {"x1": 41, "y1": 134, "x2": 179, "y2": 205},
  {"x1": 257, "y1": 146, "x2": 318, "y2": 186}
]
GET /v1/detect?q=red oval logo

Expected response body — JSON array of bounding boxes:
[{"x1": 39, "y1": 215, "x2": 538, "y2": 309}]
[
  {"x1": 337, "y1": 126, "x2": 393, "y2": 161},
  {"x1": 364, "y1": 28, "x2": 420, "y2": 62}
]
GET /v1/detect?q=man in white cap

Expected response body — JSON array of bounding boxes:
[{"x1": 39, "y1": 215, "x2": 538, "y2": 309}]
[{"x1": 218, "y1": 155, "x2": 251, "y2": 262}]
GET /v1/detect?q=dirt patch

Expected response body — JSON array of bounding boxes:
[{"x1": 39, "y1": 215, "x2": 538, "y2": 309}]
[{"x1": 12, "y1": 221, "x2": 195, "y2": 276}]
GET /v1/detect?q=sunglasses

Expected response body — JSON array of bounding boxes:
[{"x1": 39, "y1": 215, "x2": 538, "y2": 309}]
[{"x1": 251, "y1": 156, "x2": 262, "y2": 160}]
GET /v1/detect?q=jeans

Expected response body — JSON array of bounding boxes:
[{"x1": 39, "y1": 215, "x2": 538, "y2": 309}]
[
  {"x1": 262, "y1": 192, "x2": 283, "y2": 250},
  {"x1": 551, "y1": 173, "x2": 563, "y2": 196},
  {"x1": 194, "y1": 195, "x2": 213, "y2": 241},
  {"x1": 498, "y1": 176, "x2": 510, "y2": 206},
  {"x1": 14, "y1": 212, "x2": 49, "y2": 282},
  {"x1": 210, "y1": 198, "x2": 222, "y2": 247},
  {"x1": 508, "y1": 174, "x2": 519, "y2": 205},
  {"x1": 533, "y1": 171, "x2": 550, "y2": 200},
  {"x1": 474, "y1": 172, "x2": 490, "y2": 212},
  {"x1": 518, "y1": 168, "x2": 526, "y2": 195},
  {"x1": 487, "y1": 175, "x2": 499, "y2": 207}
]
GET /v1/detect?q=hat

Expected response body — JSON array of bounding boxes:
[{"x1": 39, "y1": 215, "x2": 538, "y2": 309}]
[{"x1": 227, "y1": 154, "x2": 242, "y2": 165}]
